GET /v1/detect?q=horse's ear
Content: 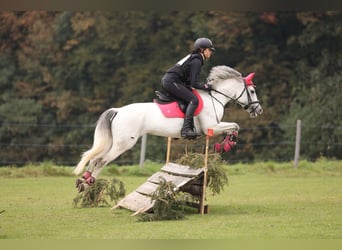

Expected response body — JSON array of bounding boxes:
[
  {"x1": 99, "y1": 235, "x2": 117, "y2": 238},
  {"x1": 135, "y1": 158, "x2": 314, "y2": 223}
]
[{"x1": 244, "y1": 72, "x2": 256, "y2": 87}]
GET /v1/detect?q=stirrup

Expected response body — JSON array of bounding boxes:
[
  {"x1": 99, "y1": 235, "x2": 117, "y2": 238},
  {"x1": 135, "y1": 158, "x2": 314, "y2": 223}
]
[
  {"x1": 181, "y1": 129, "x2": 200, "y2": 140},
  {"x1": 182, "y1": 134, "x2": 198, "y2": 140}
]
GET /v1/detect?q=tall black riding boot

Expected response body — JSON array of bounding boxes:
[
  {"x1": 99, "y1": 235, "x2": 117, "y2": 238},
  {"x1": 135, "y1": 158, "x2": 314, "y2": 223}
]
[{"x1": 181, "y1": 102, "x2": 200, "y2": 139}]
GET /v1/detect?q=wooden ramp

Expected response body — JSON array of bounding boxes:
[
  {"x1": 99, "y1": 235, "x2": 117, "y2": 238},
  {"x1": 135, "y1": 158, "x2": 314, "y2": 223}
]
[{"x1": 112, "y1": 162, "x2": 204, "y2": 214}]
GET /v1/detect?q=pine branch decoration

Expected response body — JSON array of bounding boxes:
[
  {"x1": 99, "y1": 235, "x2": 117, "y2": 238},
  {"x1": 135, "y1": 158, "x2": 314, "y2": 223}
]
[
  {"x1": 176, "y1": 152, "x2": 228, "y2": 195},
  {"x1": 138, "y1": 177, "x2": 191, "y2": 221},
  {"x1": 73, "y1": 178, "x2": 125, "y2": 208}
]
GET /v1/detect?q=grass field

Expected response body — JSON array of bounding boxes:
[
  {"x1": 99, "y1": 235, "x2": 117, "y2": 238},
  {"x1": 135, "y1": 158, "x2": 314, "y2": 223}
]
[{"x1": 0, "y1": 159, "x2": 341, "y2": 239}]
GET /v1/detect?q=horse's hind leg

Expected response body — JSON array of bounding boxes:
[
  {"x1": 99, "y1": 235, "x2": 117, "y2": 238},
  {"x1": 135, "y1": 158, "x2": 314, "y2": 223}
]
[
  {"x1": 75, "y1": 157, "x2": 103, "y2": 192},
  {"x1": 76, "y1": 138, "x2": 140, "y2": 192},
  {"x1": 76, "y1": 156, "x2": 111, "y2": 192},
  {"x1": 87, "y1": 158, "x2": 102, "y2": 173},
  {"x1": 91, "y1": 137, "x2": 140, "y2": 178}
]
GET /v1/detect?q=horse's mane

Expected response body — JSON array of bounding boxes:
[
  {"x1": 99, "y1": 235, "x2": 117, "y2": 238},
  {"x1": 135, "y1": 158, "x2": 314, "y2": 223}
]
[{"x1": 207, "y1": 65, "x2": 242, "y2": 84}]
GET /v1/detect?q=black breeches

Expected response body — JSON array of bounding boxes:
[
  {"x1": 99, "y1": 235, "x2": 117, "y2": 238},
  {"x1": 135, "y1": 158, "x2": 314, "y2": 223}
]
[{"x1": 161, "y1": 74, "x2": 199, "y2": 107}]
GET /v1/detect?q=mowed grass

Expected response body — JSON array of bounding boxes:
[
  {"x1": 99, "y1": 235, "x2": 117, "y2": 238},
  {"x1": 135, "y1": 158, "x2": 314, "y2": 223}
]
[{"x1": 0, "y1": 160, "x2": 341, "y2": 239}]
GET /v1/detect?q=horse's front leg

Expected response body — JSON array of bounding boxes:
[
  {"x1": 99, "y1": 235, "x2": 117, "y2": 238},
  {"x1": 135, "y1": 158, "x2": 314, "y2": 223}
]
[
  {"x1": 210, "y1": 121, "x2": 240, "y2": 135},
  {"x1": 209, "y1": 122, "x2": 239, "y2": 153}
]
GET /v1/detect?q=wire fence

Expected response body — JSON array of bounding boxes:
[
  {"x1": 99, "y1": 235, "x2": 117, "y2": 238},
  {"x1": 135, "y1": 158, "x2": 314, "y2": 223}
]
[{"x1": 0, "y1": 122, "x2": 341, "y2": 166}]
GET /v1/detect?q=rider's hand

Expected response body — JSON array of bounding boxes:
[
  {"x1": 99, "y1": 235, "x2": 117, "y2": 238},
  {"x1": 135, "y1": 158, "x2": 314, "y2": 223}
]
[{"x1": 202, "y1": 83, "x2": 213, "y2": 91}]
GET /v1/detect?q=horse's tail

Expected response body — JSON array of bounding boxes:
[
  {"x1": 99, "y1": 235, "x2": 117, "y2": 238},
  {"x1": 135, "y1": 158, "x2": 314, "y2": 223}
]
[{"x1": 73, "y1": 108, "x2": 118, "y2": 175}]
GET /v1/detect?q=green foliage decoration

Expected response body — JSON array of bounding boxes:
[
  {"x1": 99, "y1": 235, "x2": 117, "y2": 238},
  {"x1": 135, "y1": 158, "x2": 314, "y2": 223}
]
[
  {"x1": 176, "y1": 152, "x2": 228, "y2": 195},
  {"x1": 73, "y1": 178, "x2": 125, "y2": 208},
  {"x1": 138, "y1": 177, "x2": 194, "y2": 221}
]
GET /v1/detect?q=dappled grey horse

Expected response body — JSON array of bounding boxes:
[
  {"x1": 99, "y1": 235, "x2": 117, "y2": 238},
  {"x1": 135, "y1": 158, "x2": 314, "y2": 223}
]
[{"x1": 73, "y1": 65, "x2": 263, "y2": 191}]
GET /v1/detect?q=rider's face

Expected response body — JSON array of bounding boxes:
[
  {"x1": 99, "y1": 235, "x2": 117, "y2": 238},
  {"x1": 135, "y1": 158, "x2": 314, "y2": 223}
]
[{"x1": 203, "y1": 48, "x2": 213, "y2": 59}]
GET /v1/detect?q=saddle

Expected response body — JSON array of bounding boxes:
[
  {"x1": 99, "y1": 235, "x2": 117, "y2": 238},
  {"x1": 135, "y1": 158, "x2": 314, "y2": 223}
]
[
  {"x1": 154, "y1": 90, "x2": 187, "y2": 111},
  {"x1": 153, "y1": 89, "x2": 203, "y2": 118}
]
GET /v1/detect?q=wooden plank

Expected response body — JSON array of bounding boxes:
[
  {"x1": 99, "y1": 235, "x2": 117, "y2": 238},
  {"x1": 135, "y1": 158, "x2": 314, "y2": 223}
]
[
  {"x1": 148, "y1": 171, "x2": 193, "y2": 187},
  {"x1": 112, "y1": 162, "x2": 206, "y2": 214},
  {"x1": 135, "y1": 182, "x2": 159, "y2": 195},
  {"x1": 113, "y1": 191, "x2": 154, "y2": 213},
  {"x1": 161, "y1": 162, "x2": 204, "y2": 177}
]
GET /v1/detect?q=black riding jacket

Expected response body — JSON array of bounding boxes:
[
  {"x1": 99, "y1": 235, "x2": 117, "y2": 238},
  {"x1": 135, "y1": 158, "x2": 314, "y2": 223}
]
[{"x1": 166, "y1": 53, "x2": 205, "y2": 89}]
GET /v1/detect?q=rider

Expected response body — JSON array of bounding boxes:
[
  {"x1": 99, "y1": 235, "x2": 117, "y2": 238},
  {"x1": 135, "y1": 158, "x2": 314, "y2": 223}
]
[{"x1": 161, "y1": 37, "x2": 215, "y2": 139}]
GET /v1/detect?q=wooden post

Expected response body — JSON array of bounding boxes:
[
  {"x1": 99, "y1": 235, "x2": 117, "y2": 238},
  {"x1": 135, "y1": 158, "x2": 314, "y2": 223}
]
[
  {"x1": 294, "y1": 120, "x2": 301, "y2": 169},
  {"x1": 166, "y1": 137, "x2": 172, "y2": 164},
  {"x1": 200, "y1": 129, "x2": 213, "y2": 215}
]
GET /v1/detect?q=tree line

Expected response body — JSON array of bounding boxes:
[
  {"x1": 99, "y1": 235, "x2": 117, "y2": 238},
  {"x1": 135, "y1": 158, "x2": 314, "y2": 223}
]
[{"x1": 0, "y1": 11, "x2": 341, "y2": 166}]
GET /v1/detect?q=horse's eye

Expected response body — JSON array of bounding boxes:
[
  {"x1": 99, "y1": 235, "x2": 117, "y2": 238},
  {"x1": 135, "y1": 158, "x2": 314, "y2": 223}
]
[{"x1": 250, "y1": 90, "x2": 255, "y2": 94}]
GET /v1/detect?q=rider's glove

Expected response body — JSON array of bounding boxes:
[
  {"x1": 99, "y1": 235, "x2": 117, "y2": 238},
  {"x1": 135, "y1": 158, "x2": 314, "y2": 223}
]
[{"x1": 202, "y1": 83, "x2": 213, "y2": 91}]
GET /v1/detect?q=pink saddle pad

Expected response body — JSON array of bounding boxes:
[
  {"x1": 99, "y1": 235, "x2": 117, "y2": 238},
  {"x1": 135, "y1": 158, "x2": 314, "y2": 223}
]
[{"x1": 154, "y1": 89, "x2": 203, "y2": 118}]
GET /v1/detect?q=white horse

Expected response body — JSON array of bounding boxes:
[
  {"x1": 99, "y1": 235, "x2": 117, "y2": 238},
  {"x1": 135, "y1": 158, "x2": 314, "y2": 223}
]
[{"x1": 73, "y1": 65, "x2": 263, "y2": 190}]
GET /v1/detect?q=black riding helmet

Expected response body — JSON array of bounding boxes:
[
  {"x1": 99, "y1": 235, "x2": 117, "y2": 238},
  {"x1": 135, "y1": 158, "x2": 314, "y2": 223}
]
[{"x1": 194, "y1": 37, "x2": 215, "y2": 51}]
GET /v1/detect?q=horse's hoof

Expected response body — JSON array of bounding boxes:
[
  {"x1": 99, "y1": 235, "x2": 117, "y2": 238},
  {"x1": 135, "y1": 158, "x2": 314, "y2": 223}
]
[
  {"x1": 77, "y1": 183, "x2": 89, "y2": 193},
  {"x1": 76, "y1": 178, "x2": 85, "y2": 188}
]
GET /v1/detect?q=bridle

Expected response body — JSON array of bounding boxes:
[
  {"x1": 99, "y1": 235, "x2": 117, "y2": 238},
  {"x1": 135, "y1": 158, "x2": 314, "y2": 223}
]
[{"x1": 208, "y1": 78, "x2": 260, "y2": 122}]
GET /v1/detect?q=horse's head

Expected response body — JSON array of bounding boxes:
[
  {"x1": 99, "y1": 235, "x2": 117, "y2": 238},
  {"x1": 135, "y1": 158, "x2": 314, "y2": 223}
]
[
  {"x1": 207, "y1": 66, "x2": 263, "y2": 118},
  {"x1": 240, "y1": 72, "x2": 263, "y2": 118}
]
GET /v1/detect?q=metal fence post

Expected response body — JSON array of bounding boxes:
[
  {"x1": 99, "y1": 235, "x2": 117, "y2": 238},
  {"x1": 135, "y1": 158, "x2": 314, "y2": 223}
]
[{"x1": 139, "y1": 134, "x2": 147, "y2": 168}]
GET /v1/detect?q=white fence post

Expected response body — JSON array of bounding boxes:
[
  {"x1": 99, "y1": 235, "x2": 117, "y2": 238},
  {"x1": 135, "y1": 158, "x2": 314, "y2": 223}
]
[
  {"x1": 139, "y1": 134, "x2": 147, "y2": 168},
  {"x1": 294, "y1": 120, "x2": 301, "y2": 168}
]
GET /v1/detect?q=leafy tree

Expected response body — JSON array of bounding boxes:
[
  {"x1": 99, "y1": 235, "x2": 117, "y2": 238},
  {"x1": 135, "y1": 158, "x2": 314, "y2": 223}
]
[
  {"x1": 0, "y1": 11, "x2": 340, "y2": 165},
  {"x1": 281, "y1": 12, "x2": 342, "y2": 159}
]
